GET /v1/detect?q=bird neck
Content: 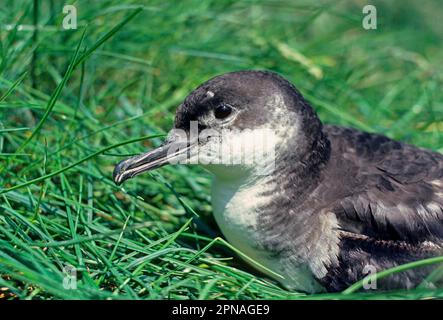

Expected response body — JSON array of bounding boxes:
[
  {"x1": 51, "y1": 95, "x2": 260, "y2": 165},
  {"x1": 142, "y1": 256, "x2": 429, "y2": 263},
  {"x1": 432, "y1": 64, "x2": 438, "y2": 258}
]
[
  {"x1": 277, "y1": 126, "x2": 331, "y2": 200},
  {"x1": 210, "y1": 124, "x2": 331, "y2": 210}
]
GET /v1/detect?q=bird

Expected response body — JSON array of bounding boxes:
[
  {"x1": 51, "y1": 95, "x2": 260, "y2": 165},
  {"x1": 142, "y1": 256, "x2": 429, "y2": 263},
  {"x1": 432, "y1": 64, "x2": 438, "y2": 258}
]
[{"x1": 113, "y1": 70, "x2": 443, "y2": 293}]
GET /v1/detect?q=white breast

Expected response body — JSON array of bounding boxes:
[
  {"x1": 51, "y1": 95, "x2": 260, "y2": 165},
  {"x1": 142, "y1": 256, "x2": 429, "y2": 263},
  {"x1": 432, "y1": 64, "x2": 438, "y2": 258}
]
[
  {"x1": 211, "y1": 176, "x2": 271, "y2": 257},
  {"x1": 211, "y1": 175, "x2": 324, "y2": 293}
]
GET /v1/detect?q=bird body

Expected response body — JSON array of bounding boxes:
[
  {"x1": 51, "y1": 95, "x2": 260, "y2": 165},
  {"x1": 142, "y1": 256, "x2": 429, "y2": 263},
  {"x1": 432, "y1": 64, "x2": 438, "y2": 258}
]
[{"x1": 114, "y1": 70, "x2": 443, "y2": 292}]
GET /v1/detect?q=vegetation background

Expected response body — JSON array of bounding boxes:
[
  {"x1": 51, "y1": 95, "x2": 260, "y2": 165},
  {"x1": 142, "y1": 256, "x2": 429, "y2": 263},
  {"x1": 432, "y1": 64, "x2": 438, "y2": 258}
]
[{"x1": 1, "y1": 0, "x2": 442, "y2": 299}]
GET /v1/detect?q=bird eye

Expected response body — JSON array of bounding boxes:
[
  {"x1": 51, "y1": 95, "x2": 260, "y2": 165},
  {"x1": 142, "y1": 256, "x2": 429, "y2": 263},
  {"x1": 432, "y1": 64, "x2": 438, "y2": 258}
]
[{"x1": 214, "y1": 104, "x2": 233, "y2": 119}]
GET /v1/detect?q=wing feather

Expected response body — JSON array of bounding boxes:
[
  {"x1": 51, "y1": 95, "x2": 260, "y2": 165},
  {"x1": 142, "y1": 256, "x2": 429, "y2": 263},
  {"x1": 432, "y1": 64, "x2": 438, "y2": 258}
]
[{"x1": 324, "y1": 125, "x2": 443, "y2": 243}]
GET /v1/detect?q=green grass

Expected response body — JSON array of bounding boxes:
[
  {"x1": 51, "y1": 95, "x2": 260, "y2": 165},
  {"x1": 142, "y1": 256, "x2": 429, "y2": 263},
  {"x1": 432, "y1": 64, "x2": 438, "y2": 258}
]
[{"x1": 1, "y1": 0, "x2": 443, "y2": 300}]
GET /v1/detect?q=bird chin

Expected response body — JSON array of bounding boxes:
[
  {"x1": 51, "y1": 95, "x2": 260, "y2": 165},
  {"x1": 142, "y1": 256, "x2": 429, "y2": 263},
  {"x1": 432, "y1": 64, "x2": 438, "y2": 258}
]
[{"x1": 201, "y1": 163, "x2": 255, "y2": 181}]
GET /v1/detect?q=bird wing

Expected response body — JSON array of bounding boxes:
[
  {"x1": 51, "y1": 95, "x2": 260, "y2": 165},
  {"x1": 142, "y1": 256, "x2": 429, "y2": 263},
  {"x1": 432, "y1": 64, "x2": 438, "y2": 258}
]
[{"x1": 324, "y1": 125, "x2": 443, "y2": 243}]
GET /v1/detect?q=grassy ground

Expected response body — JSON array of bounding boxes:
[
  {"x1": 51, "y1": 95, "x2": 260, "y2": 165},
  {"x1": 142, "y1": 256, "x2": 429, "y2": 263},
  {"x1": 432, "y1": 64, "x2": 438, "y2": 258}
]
[{"x1": 1, "y1": 0, "x2": 443, "y2": 300}]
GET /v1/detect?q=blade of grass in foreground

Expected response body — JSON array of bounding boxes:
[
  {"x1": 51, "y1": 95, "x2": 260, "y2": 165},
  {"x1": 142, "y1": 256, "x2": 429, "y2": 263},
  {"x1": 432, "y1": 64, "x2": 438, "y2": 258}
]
[
  {"x1": 13, "y1": 6, "x2": 143, "y2": 154},
  {"x1": 342, "y1": 255, "x2": 443, "y2": 294},
  {"x1": 0, "y1": 71, "x2": 28, "y2": 102},
  {"x1": 0, "y1": 134, "x2": 164, "y2": 195},
  {"x1": 15, "y1": 28, "x2": 86, "y2": 154},
  {"x1": 73, "y1": 7, "x2": 143, "y2": 68}
]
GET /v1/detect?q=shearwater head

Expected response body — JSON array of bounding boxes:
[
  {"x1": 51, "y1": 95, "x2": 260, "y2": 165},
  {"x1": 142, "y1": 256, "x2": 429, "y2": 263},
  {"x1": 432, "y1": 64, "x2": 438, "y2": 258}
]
[{"x1": 113, "y1": 70, "x2": 326, "y2": 184}]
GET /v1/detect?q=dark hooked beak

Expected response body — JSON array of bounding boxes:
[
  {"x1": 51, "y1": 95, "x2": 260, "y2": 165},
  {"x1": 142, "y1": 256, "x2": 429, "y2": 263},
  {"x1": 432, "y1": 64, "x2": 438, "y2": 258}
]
[{"x1": 113, "y1": 138, "x2": 193, "y2": 185}]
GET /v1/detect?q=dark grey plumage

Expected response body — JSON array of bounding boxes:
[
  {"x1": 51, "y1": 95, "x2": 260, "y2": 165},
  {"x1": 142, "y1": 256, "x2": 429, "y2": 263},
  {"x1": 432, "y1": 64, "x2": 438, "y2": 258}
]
[
  {"x1": 113, "y1": 70, "x2": 443, "y2": 292},
  {"x1": 317, "y1": 126, "x2": 443, "y2": 290},
  {"x1": 262, "y1": 123, "x2": 443, "y2": 291}
]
